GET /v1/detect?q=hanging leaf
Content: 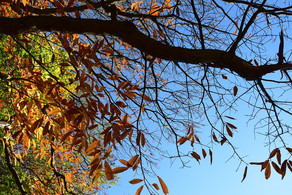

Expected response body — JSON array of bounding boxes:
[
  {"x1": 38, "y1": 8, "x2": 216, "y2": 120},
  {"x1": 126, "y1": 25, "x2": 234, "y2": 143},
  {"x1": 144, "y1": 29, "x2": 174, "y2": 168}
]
[
  {"x1": 281, "y1": 160, "x2": 287, "y2": 179},
  {"x1": 209, "y1": 149, "x2": 213, "y2": 165},
  {"x1": 129, "y1": 179, "x2": 143, "y2": 184},
  {"x1": 233, "y1": 85, "x2": 238, "y2": 96},
  {"x1": 112, "y1": 166, "x2": 128, "y2": 174},
  {"x1": 269, "y1": 148, "x2": 279, "y2": 159},
  {"x1": 135, "y1": 186, "x2": 144, "y2": 195},
  {"x1": 265, "y1": 163, "x2": 271, "y2": 179},
  {"x1": 226, "y1": 125, "x2": 233, "y2": 137},
  {"x1": 202, "y1": 149, "x2": 207, "y2": 158},
  {"x1": 241, "y1": 166, "x2": 248, "y2": 182},
  {"x1": 152, "y1": 183, "x2": 160, "y2": 190},
  {"x1": 157, "y1": 176, "x2": 169, "y2": 194},
  {"x1": 104, "y1": 161, "x2": 114, "y2": 180},
  {"x1": 127, "y1": 155, "x2": 139, "y2": 167},
  {"x1": 191, "y1": 151, "x2": 201, "y2": 163},
  {"x1": 271, "y1": 161, "x2": 281, "y2": 174},
  {"x1": 276, "y1": 150, "x2": 281, "y2": 164}
]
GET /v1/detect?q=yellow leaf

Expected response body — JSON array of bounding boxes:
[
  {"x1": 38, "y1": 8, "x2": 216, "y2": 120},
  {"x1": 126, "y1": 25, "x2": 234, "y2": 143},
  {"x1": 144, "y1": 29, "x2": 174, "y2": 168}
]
[{"x1": 157, "y1": 176, "x2": 168, "y2": 194}]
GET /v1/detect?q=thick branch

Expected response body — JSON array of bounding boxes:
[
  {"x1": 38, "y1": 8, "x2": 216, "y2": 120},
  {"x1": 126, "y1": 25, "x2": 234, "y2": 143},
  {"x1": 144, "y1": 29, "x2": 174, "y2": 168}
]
[{"x1": 0, "y1": 16, "x2": 291, "y2": 80}]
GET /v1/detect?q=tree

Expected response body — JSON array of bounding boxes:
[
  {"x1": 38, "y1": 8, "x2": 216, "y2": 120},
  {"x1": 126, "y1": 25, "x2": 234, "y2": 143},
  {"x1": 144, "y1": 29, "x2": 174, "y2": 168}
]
[{"x1": 1, "y1": 0, "x2": 292, "y2": 194}]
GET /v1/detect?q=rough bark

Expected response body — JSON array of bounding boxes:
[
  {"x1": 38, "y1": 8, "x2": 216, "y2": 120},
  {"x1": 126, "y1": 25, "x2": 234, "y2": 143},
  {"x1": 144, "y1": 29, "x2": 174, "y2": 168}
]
[{"x1": 0, "y1": 16, "x2": 291, "y2": 80}]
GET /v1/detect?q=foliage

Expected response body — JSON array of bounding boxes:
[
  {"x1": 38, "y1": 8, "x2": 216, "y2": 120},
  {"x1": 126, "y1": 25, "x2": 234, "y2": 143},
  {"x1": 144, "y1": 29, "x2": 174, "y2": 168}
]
[{"x1": 1, "y1": 0, "x2": 292, "y2": 194}]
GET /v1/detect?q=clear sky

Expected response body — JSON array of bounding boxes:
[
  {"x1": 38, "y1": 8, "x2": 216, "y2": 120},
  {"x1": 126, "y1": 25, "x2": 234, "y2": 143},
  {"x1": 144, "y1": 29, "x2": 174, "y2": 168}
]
[
  {"x1": 104, "y1": 1, "x2": 292, "y2": 195},
  {"x1": 103, "y1": 96, "x2": 292, "y2": 195}
]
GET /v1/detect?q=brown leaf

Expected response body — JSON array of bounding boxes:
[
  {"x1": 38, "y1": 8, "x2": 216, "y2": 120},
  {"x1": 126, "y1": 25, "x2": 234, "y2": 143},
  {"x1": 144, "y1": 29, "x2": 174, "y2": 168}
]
[
  {"x1": 261, "y1": 160, "x2": 269, "y2": 171},
  {"x1": 141, "y1": 94, "x2": 152, "y2": 102},
  {"x1": 233, "y1": 85, "x2": 238, "y2": 96},
  {"x1": 112, "y1": 166, "x2": 128, "y2": 174},
  {"x1": 191, "y1": 151, "x2": 201, "y2": 163},
  {"x1": 127, "y1": 155, "x2": 139, "y2": 167},
  {"x1": 135, "y1": 186, "x2": 144, "y2": 195},
  {"x1": 226, "y1": 125, "x2": 233, "y2": 137},
  {"x1": 152, "y1": 183, "x2": 160, "y2": 190},
  {"x1": 202, "y1": 149, "x2": 207, "y2": 158},
  {"x1": 119, "y1": 159, "x2": 128, "y2": 166},
  {"x1": 222, "y1": 74, "x2": 227, "y2": 79},
  {"x1": 104, "y1": 161, "x2": 114, "y2": 180},
  {"x1": 226, "y1": 122, "x2": 237, "y2": 129},
  {"x1": 281, "y1": 160, "x2": 287, "y2": 179},
  {"x1": 209, "y1": 149, "x2": 213, "y2": 165},
  {"x1": 276, "y1": 150, "x2": 281, "y2": 164},
  {"x1": 116, "y1": 101, "x2": 127, "y2": 108},
  {"x1": 129, "y1": 179, "x2": 143, "y2": 184},
  {"x1": 212, "y1": 132, "x2": 218, "y2": 143},
  {"x1": 241, "y1": 166, "x2": 248, "y2": 182},
  {"x1": 286, "y1": 147, "x2": 292, "y2": 153},
  {"x1": 271, "y1": 161, "x2": 282, "y2": 174},
  {"x1": 157, "y1": 176, "x2": 169, "y2": 194},
  {"x1": 269, "y1": 148, "x2": 279, "y2": 159},
  {"x1": 265, "y1": 163, "x2": 271, "y2": 179}
]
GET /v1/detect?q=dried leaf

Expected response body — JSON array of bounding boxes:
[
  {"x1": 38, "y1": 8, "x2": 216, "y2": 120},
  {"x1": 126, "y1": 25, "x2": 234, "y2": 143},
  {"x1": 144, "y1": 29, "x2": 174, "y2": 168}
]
[
  {"x1": 281, "y1": 160, "x2": 287, "y2": 179},
  {"x1": 212, "y1": 132, "x2": 218, "y2": 142},
  {"x1": 276, "y1": 150, "x2": 281, "y2": 164},
  {"x1": 112, "y1": 166, "x2": 128, "y2": 174},
  {"x1": 157, "y1": 176, "x2": 169, "y2": 194},
  {"x1": 261, "y1": 160, "x2": 269, "y2": 171},
  {"x1": 152, "y1": 183, "x2": 160, "y2": 190},
  {"x1": 269, "y1": 148, "x2": 279, "y2": 159},
  {"x1": 271, "y1": 161, "x2": 281, "y2": 174},
  {"x1": 104, "y1": 161, "x2": 114, "y2": 180},
  {"x1": 233, "y1": 85, "x2": 238, "y2": 96},
  {"x1": 241, "y1": 166, "x2": 248, "y2": 182},
  {"x1": 129, "y1": 179, "x2": 143, "y2": 184},
  {"x1": 265, "y1": 163, "x2": 271, "y2": 179},
  {"x1": 202, "y1": 149, "x2": 207, "y2": 158},
  {"x1": 127, "y1": 155, "x2": 139, "y2": 167},
  {"x1": 226, "y1": 122, "x2": 237, "y2": 129},
  {"x1": 191, "y1": 151, "x2": 201, "y2": 163},
  {"x1": 135, "y1": 186, "x2": 144, "y2": 195},
  {"x1": 209, "y1": 149, "x2": 213, "y2": 165},
  {"x1": 226, "y1": 125, "x2": 233, "y2": 137}
]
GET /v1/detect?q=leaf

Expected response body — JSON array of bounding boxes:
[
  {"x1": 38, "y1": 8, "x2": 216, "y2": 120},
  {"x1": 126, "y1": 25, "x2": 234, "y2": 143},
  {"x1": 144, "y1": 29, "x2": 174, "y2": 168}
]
[
  {"x1": 222, "y1": 74, "x2": 227, "y2": 79},
  {"x1": 157, "y1": 176, "x2": 169, "y2": 194},
  {"x1": 61, "y1": 131, "x2": 73, "y2": 143},
  {"x1": 233, "y1": 85, "x2": 238, "y2": 96},
  {"x1": 261, "y1": 160, "x2": 269, "y2": 171},
  {"x1": 129, "y1": 179, "x2": 143, "y2": 184},
  {"x1": 241, "y1": 166, "x2": 248, "y2": 182},
  {"x1": 116, "y1": 101, "x2": 127, "y2": 108},
  {"x1": 141, "y1": 94, "x2": 152, "y2": 102},
  {"x1": 104, "y1": 161, "x2": 114, "y2": 180},
  {"x1": 269, "y1": 148, "x2": 279, "y2": 159},
  {"x1": 281, "y1": 160, "x2": 287, "y2": 179},
  {"x1": 112, "y1": 166, "x2": 128, "y2": 174},
  {"x1": 135, "y1": 186, "x2": 144, "y2": 195},
  {"x1": 212, "y1": 132, "x2": 218, "y2": 142},
  {"x1": 286, "y1": 147, "x2": 292, "y2": 153},
  {"x1": 127, "y1": 155, "x2": 139, "y2": 167},
  {"x1": 191, "y1": 151, "x2": 201, "y2": 163},
  {"x1": 276, "y1": 150, "x2": 281, "y2": 164},
  {"x1": 233, "y1": 28, "x2": 237, "y2": 35},
  {"x1": 226, "y1": 122, "x2": 237, "y2": 129},
  {"x1": 265, "y1": 163, "x2": 271, "y2": 179},
  {"x1": 202, "y1": 149, "x2": 207, "y2": 158},
  {"x1": 209, "y1": 149, "x2": 213, "y2": 165},
  {"x1": 271, "y1": 161, "x2": 281, "y2": 174},
  {"x1": 119, "y1": 159, "x2": 128, "y2": 166},
  {"x1": 226, "y1": 125, "x2": 233, "y2": 137},
  {"x1": 152, "y1": 183, "x2": 160, "y2": 190}
]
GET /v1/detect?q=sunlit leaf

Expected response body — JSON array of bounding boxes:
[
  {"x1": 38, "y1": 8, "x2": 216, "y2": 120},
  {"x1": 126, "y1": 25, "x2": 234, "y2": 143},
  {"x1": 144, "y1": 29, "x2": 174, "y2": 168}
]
[
  {"x1": 129, "y1": 179, "x2": 143, "y2": 184},
  {"x1": 157, "y1": 176, "x2": 169, "y2": 194},
  {"x1": 135, "y1": 186, "x2": 144, "y2": 195}
]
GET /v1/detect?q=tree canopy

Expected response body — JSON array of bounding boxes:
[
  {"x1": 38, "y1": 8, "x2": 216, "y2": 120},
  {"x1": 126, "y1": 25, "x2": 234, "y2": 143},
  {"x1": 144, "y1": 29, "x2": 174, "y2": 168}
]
[{"x1": 1, "y1": 0, "x2": 292, "y2": 194}]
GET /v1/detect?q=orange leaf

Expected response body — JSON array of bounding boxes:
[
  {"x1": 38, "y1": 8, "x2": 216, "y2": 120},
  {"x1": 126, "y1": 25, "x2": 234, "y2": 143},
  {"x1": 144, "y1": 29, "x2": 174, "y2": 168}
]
[
  {"x1": 233, "y1": 28, "x2": 237, "y2": 35},
  {"x1": 241, "y1": 166, "x2": 248, "y2": 182},
  {"x1": 157, "y1": 176, "x2": 168, "y2": 194},
  {"x1": 233, "y1": 85, "x2": 238, "y2": 96},
  {"x1": 119, "y1": 159, "x2": 128, "y2": 166},
  {"x1": 265, "y1": 163, "x2": 271, "y2": 179},
  {"x1": 104, "y1": 161, "x2": 114, "y2": 180},
  {"x1": 129, "y1": 179, "x2": 143, "y2": 184},
  {"x1": 112, "y1": 166, "x2": 128, "y2": 174},
  {"x1": 61, "y1": 131, "x2": 73, "y2": 143},
  {"x1": 152, "y1": 183, "x2": 160, "y2": 190},
  {"x1": 141, "y1": 94, "x2": 152, "y2": 102},
  {"x1": 135, "y1": 186, "x2": 144, "y2": 195},
  {"x1": 127, "y1": 155, "x2": 139, "y2": 167}
]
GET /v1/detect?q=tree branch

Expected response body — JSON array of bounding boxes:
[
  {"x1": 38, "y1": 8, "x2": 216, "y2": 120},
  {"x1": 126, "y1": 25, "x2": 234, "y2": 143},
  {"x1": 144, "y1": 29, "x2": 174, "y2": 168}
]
[{"x1": 0, "y1": 16, "x2": 291, "y2": 80}]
